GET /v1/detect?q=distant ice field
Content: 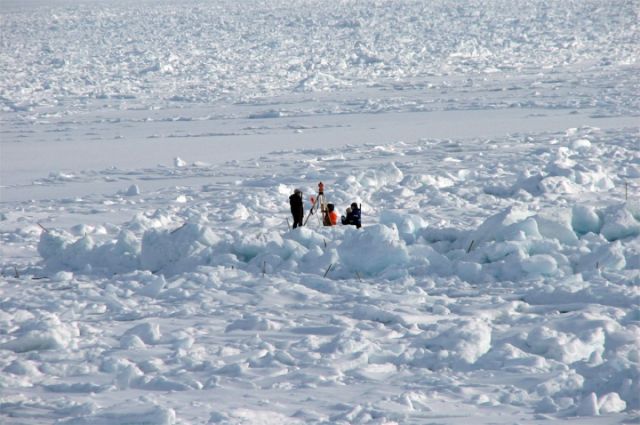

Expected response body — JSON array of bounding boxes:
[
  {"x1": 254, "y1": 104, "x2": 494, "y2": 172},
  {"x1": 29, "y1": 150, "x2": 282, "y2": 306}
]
[
  {"x1": 1, "y1": 0, "x2": 638, "y2": 196},
  {"x1": 2, "y1": 0, "x2": 638, "y2": 110},
  {"x1": 0, "y1": 1, "x2": 639, "y2": 424}
]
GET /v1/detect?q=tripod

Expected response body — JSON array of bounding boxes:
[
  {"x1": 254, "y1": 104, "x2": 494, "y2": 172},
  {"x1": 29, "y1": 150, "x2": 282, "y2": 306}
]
[{"x1": 303, "y1": 182, "x2": 329, "y2": 226}]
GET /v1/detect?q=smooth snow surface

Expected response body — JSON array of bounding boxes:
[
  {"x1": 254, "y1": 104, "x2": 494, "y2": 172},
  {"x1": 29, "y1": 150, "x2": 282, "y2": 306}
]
[{"x1": 1, "y1": 0, "x2": 639, "y2": 424}]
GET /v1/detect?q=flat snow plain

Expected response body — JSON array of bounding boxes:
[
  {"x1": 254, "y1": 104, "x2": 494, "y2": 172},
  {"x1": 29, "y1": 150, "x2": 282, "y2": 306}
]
[{"x1": 1, "y1": 0, "x2": 639, "y2": 424}]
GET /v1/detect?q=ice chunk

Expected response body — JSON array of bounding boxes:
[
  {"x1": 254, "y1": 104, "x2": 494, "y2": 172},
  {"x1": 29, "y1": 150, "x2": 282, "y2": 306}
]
[
  {"x1": 576, "y1": 392, "x2": 599, "y2": 416},
  {"x1": 535, "y1": 370, "x2": 584, "y2": 397},
  {"x1": 352, "y1": 305, "x2": 407, "y2": 326},
  {"x1": 600, "y1": 204, "x2": 640, "y2": 241},
  {"x1": 538, "y1": 176, "x2": 580, "y2": 194},
  {"x1": 350, "y1": 162, "x2": 404, "y2": 190},
  {"x1": 380, "y1": 210, "x2": 428, "y2": 243},
  {"x1": 225, "y1": 314, "x2": 278, "y2": 332},
  {"x1": 577, "y1": 241, "x2": 626, "y2": 272},
  {"x1": 0, "y1": 315, "x2": 78, "y2": 353},
  {"x1": 535, "y1": 215, "x2": 578, "y2": 245},
  {"x1": 526, "y1": 326, "x2": 605, "y2": 364},
  {"x1": 4, "y1": 359, "x2": 41, "y2": 377},
  {"x1": 125, "y1": 184, "x2": 141, "y2": 196},
  {"x1": 137, "y1": 275, "x2": 166, "y2": 298},
  {"x1": 140, "y1": 223, "x2": 220, "y2": 272},
  {"x1": 521, "y1": 254, "x2": 558, "y2": 275},
  {"x1": 38, "y1": 230, "x2": 71, "y2": 265},
  {"x1": 60, "y1": 405, "x2": 176, "y2": 425},
  {"x1": 421, "y1": 319, "x2": 492, "y2": 365},
  {"x1": 285, "y1": 226, "x2": 326, "y2": 249},
  {"x1": 233, "y1": 231, "x2": 284, "y2": 261},
  {"x1": 598, "y1": 392, "x2": 626, "y2": 413},
  {"x1": 535, "y1": 396, "x2": 558, "y2": 414},
  {"x1": 120, "y1": 334, "x2": 146, "y2": 349},
  {"x1": 571, "y1": 138, "x2": 592, "y2": 151},
  {"x1": 455, "y1": 261, "x2": 482, "y2": 283},
  {"x1": 338, "y1": 224, "x2": 409, "y2": 275},
  {"x1": 575, "y1": 166, "x2": 614, "y2": 191},
  {"x1": 470, "y1": 206, "x2": 536, "y2": 245},
  {"x1": 123, "y1": 322, "x2": 161, "y2": 345},
  {"x1": 571, "y1": 205, "x2": 602, "y2": 235}
]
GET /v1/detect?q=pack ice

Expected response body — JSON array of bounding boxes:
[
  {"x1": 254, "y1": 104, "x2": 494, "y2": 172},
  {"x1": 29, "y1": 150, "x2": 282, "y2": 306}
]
[{"x1": 1, "y1": 0, "x2": 639, "y2": 424}]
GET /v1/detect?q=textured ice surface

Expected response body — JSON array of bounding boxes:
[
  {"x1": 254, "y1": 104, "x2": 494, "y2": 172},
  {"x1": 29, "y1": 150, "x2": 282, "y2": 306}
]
[{"x1": 1, "y1": 0, "x2": 638, "y2": 424}]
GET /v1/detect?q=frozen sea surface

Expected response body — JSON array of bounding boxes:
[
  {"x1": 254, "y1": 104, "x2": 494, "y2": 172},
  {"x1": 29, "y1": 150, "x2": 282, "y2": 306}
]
[{"x1": 0, "y1": 1, "x2": 639, "y2": 424}]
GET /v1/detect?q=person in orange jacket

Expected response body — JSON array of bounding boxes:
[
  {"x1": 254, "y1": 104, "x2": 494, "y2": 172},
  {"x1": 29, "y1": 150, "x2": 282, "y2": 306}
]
[{"x1": 326, "y1": 203, "x2": 339, "y2": 226}]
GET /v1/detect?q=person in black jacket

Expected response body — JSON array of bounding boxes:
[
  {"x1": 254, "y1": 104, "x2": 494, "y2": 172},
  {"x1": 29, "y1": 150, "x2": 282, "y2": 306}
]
[
  {"x1": 289, "y1": 188, "x2": 304, "y2": 228},
  {"x1": 341, "y1": 202, "x2": 361, "y2": 228}
]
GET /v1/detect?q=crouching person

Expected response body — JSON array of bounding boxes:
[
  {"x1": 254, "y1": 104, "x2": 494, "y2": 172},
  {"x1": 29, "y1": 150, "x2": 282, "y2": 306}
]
[
  {"x1": 326, "y1": 203, "x2": 338, "y2": 226},
  {"x1": 341, "y1": 202, "x2": 361, "y2": 228}
]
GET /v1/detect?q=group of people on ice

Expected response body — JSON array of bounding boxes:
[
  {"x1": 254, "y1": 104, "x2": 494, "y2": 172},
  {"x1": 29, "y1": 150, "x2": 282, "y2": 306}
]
[{"x1": 289, "y1": 182, "x2": 361, "y2": 230}]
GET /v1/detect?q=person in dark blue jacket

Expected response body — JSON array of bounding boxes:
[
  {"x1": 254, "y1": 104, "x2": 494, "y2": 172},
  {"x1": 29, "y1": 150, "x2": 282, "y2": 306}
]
[{"x1": 341, "y1": 202, "x2": 361, "y2": 228}]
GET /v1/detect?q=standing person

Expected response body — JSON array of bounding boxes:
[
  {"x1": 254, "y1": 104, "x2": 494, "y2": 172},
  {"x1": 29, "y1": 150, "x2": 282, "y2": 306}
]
[
  {"x1": 289, "y1": 189, "x2": 304, "y2": 229},
  {"x1": 341, "y1": 202, "x2": 361, "y2": 228}
]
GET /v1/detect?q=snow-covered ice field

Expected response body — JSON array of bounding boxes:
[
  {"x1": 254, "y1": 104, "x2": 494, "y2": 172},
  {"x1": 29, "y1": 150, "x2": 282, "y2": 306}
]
[{"x1": 1, "y1": 0, "x2": 639, "y2": 424}]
